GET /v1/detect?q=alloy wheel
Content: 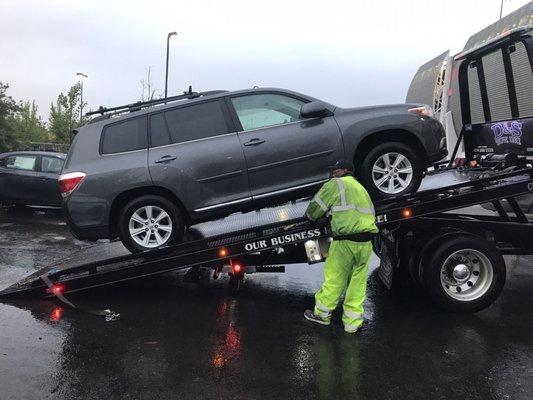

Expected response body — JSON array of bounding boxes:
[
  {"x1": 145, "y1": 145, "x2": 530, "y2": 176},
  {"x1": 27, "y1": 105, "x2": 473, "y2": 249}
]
[
  {"x1": 128, "y1": 205, "x2": 173, "y2": 248},
  {"x1": 372, "y1": 152, "x2": 413, "y2": 194}
]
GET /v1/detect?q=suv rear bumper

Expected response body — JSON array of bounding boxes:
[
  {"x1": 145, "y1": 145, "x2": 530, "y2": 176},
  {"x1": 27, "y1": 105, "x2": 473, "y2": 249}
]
[{"x1": 62, "y1": 200, "x2": 110, "y2": 241}]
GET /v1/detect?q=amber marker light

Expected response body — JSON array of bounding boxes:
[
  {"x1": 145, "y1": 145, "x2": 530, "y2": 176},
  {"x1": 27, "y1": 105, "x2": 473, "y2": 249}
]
[
  {"x1": 402, "y1": 208, "x2": 413, "y2": 218},
  {"x1": 218, "y1": 248, "x2": 228, "y2": 257}
]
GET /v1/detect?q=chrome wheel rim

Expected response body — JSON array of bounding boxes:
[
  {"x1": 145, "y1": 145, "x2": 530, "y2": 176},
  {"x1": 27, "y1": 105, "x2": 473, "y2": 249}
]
[
  {"x1": 129, "y1": 205, "x2": 173, "y2": 248},
  {"x1": 440, "y1": 249, "x2": 494, "y2": 301},
  {"x1": 372, "y1": 152, "x2": 413, "y2": 194}
]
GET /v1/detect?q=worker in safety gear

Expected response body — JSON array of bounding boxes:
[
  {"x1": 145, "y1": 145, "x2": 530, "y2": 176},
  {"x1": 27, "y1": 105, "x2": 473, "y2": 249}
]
[{"x1": 304, "y1": 159, "x2": 378, "y2": 333}]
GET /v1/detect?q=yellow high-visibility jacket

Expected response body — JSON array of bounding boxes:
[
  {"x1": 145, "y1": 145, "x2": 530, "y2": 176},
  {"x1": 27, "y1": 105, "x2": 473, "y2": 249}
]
[{"x1": 306, "y1": 175, "x2": 378, "y2": 236}]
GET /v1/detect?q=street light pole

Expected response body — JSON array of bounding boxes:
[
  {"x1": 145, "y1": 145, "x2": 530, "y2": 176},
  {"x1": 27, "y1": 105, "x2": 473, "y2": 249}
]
[
  {"x1": 76, "y1": 72, "x2": 88, "y2": 124},
  {"x1": 165, "y1": 32, "x2": 178, "y2": 98}
]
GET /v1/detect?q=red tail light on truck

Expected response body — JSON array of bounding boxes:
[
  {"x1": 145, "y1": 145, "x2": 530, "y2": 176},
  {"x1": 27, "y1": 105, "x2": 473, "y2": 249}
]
[{"x1": 58, "y1": 172, "x2": 86, "y2": 197}]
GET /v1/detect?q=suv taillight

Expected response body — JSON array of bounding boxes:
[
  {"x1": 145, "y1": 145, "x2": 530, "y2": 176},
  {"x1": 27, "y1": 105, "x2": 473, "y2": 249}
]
[{"x1": 59, "y1": 172, "x2": 86, "y2": 197}]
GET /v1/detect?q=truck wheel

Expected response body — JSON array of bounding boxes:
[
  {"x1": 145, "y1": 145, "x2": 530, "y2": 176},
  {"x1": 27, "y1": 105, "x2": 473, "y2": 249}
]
[
  {"x1": 422, "y1": 234, "x2": 506, "y2": 312},
  {"x1": 118, "y1": 195, "x2": 184, "y2": 253},
  {"x1": 414, "y1": 231, "x2": 461, "y2": 289},
  {"x1": 359, "y1": 142, "x2": 423, "y2": 199}
]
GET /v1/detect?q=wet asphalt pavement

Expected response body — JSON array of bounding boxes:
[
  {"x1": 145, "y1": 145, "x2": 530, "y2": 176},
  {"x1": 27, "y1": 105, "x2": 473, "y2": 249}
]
[{"x1": 1, "y1": 175, "x2": 533, "y2": 399}]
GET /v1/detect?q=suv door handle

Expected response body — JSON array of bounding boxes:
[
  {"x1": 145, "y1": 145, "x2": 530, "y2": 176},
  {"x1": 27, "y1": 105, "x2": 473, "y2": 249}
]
[
  {"x1": 243, "y1": 138, "x2": 265, "y2": 146},
  {"x1": 155, "y1": 155, "x2": 177, "y2": 164}
]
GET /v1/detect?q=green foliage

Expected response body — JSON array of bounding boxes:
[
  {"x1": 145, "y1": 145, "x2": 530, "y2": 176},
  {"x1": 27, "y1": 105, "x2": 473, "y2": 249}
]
[
  {"x1": 0, "y1": 81, "x2": 90, "y2": 152},
  {"x1": 0, "y1": 82, "x2": 19, "y2": 152},
  {"x1": 8, "y1": 100, "x2": 49, "y2": 145},
  {"x1": 49, "y1": 82, "x2": 88, "y2": 144}
]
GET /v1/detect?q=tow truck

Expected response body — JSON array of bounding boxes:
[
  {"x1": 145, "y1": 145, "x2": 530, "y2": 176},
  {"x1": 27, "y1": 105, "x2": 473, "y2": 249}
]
[
  {"x1": 1, "y1": 164, "x2": 532, "y2": 312},
  {"x1": 1, "y1": 26, "x2": 532, "y2": 313}
]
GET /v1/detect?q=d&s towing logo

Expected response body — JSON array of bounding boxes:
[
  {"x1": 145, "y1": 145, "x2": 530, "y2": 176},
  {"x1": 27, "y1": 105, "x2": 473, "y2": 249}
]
[{"x1": 491, "y1": 120, "x2": 522, "y2": 146}]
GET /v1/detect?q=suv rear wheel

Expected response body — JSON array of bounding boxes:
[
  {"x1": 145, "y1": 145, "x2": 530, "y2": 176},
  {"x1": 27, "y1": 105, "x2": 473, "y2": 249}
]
[
  {"x1": 359, "y1": 142, "x2": 423, "y2": 199},
  {"x1": 118, "y1": 195, "x2": 184, "y2": 253}
]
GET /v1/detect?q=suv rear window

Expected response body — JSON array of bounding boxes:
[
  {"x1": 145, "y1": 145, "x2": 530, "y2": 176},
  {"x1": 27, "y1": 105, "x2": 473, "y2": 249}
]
[
  {"x1": 158, "y1": 101, "x2": 230, "y2": 146},
  {"x1": 101, "y1": 117, "x2": 148, "y2": 154}
]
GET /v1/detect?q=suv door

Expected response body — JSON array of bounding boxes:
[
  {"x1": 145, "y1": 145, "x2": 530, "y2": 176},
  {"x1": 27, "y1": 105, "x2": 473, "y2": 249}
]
[
  {"x1": 228, "y1": 92, "x2": 344, "y2": 202},
  {"x1": 36, "y1": 155, "x2": 64, "y2": 206},
  {"x1": 0, "y1": 154, "x2": 39, "y2": 204},
  {"x1": 148, "y1": 99, "x2": 250, "y2": 217}
]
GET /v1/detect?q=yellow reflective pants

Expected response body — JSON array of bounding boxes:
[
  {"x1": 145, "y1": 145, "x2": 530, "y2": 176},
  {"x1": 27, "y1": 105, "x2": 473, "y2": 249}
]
[{"x1": 314, "y1": 240, "x2": 372, "y2": 333}]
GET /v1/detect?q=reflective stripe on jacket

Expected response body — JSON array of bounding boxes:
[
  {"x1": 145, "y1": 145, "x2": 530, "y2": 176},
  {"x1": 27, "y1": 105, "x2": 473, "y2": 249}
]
[{"x1": 306, "y1": 176, "x2": 378, "y2": 236}]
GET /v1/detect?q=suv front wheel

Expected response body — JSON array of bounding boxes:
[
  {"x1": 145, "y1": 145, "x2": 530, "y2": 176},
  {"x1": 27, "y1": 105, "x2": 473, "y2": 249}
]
[
  {"x1": 359, "y1": 142, "x2": 423, "y2": 199},
  {"x1": 118, "y1": 195, "x2": 184, "y2": 253}
]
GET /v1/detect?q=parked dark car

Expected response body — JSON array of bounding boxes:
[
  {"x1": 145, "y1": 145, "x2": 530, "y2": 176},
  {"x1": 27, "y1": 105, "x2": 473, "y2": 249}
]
[
  {"x1": 0, "y1": 151, "x2": 66, "y2": 207},
  {"x1": 61, "y1": 88, "x2": 447, "y2": 252}
]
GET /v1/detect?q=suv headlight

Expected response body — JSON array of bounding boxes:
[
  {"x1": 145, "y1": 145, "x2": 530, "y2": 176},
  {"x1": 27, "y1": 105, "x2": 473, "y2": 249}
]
[{"x1": 408, "y1": 105, "x2": 434, "y2": 118}]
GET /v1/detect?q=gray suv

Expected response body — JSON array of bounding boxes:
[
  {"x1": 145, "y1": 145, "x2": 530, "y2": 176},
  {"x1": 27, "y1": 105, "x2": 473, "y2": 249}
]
[{"x1": 61, "y1": 88, "x2": 446, "y2": 252}]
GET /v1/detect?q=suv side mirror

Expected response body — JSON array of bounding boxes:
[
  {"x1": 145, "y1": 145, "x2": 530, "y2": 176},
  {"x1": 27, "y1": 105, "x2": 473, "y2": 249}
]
[{"x1": 300, "y1": 101, "x2": 331, "y2": 119}]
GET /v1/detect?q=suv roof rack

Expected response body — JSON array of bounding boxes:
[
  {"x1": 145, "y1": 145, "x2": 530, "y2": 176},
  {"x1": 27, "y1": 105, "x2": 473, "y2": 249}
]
[{"x1": 86, "y1": 86, "x2": 228, "y2": 120}]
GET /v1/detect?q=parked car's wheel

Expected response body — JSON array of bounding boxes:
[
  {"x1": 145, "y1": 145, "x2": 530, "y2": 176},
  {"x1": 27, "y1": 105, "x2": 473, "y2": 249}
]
[
  {"x1": 118, "y1": 195, "x2": 184, "y2": 253},
  {"x1": 359, "y1": 142, "x2": 423, "y2": 199},
  {"x1": 421, "y1": 234, "x2": 506, "y2": 312}
]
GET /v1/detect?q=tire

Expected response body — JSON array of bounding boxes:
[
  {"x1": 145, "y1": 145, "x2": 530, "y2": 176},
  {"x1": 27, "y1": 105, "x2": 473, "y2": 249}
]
[
  {"x1": 358, "y1": 142, "x2": 423, "y2": 199},
  {"x1": 118, "y1": 195, "x2": 185, "y2": 253},
  {"x1": 415, "y1": 231, "x2": 461, "y2": 289},
  {"x1": 421, "y1": 234, "x2": 506, "y2": 313}
]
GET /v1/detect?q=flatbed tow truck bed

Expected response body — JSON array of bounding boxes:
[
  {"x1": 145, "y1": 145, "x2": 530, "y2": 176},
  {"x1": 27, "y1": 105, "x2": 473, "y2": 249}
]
[{"x1": 1, "y1": 167, "x2": 532, "y2": 312}]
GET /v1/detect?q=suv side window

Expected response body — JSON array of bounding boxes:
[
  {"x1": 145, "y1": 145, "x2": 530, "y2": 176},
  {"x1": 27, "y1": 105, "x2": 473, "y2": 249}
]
[
  {"x1": 160, "y1": 100, "x2": 230, "y2": 146},
  {"x1": 150, "y1": 113, "x2": 171, "y2": 147},
  {"x1": 41, "y1": 156, "x2": 64, "y2": 174},
  {"x1": 101, "y1": 116, "x2": 148, "y2": 154},
  {"x1": 5, "y1": 155, "x2": 37, "y2": 171},
  {"x1": 231, "y1": 94, "x2": 305, "y2": 131}
]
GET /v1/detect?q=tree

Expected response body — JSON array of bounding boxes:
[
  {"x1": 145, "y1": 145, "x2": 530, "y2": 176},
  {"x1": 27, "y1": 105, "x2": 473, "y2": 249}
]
[
  {"x1": 140, "y1": 66, "x2": 162, "y2": 101},
  {"x1": 49, "y1": 83, "x2": 88, "y2": 144},
  {"x1": 8, "y1": 100, "x2": 49, "y2": 145},
  {"x1": 0, "y1": 82, "x2": 19, "y2": 152}
]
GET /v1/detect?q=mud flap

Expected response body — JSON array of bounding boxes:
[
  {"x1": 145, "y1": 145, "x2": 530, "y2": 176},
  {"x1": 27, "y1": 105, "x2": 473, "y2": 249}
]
[{"x1": 375, "y1": 232, "x2": 398, "y2": 289}]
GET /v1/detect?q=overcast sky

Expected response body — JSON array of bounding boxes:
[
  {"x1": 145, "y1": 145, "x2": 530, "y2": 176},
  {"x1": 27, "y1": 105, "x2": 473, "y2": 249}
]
[{"x1": 1, "y1": 0, "x2": 531, "y2": 119}]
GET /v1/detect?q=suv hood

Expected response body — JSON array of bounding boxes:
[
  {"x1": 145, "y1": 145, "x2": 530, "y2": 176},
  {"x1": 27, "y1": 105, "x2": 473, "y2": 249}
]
[{"x1": 334, "y1": 103, "x2": 425, "y2": 116}]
